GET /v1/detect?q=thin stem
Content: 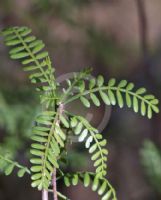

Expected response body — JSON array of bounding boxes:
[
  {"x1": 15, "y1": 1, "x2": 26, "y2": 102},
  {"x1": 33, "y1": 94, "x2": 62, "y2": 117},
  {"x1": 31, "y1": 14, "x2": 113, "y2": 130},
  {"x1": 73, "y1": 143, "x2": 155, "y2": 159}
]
[
  {"x1": 52, "y1": 103, "x2": 64, "y2": 200},
  {"x1": 53, "y1": 168, "x2": 58, "y2": 200},
  {"x1": 48, "y1": 190, "x2": 69, "y2": 200},
  {"x1": 136, "y1": 0, "x2": 148, "y2": 57},
  {"x1": 42, "y1": 189, "x2": 48, "y2": 200},
  {"x1": 57, "y1": 191, "x2": 69, "y2": 200}
]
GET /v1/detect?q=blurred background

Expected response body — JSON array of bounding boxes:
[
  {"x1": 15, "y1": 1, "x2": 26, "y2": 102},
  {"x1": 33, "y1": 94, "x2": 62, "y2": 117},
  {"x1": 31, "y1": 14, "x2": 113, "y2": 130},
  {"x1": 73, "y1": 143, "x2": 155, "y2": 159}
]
[{"x1": 0, "y1": 0, "x2": 161, "y2": 200}]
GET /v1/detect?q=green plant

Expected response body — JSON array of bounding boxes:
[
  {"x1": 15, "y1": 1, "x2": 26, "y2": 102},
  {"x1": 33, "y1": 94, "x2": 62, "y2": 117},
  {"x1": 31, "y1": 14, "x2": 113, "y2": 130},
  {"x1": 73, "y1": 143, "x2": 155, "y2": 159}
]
[
  {"x1": 140, "y1": 139, "x2": 161, "y2": 194},
  {"x1": 0, "y1": 26, "x2": 159, "y2": 200}
]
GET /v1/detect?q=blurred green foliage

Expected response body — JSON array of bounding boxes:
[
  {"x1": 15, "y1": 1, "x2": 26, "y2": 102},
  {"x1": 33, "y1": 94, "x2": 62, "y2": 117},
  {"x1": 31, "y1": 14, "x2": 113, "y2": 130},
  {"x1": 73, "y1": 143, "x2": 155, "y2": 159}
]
[{"x1": 141, "y1": 139, "x2": 161, "y2": 194}]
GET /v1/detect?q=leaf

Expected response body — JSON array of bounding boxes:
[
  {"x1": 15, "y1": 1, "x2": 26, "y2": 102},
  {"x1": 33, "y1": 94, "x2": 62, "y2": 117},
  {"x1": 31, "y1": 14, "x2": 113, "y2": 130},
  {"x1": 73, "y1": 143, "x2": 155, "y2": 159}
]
[
  {"x1": 17, "y1": 168, "x2": 26, "y2": 177},
  {"x1": 118, "y1": 80, "x2": 127, "y2": 88},
  {"x1": 147, "y1": 105, "x2": 152, "y2": 119},
  {"x1": 151, "y1": 105, "x2": 159, "y2": 113},
  {"x1": 92, "y1": 176, "x2": 99, "y2": 191},
  {"x1": 5, "y1": 164, "x2": 14, "y2": 175},
  {"x1": 141, "y1": 101, "x2": 146, "y2": 116},
  {"x1": 99, "y1": 91, "x2": 111, "y2": 105},
  {"x1": 36, "y1": 51, "x2": 48, "y2": 59},
  {"x1": 116, "y1": 90, "x2": 123, "y2": 108},
  {"x1": 133, "y1": 96, "x2": 138, "y2": 113},
  {"x1": 70, "y1": 117, "x2": 78, "y2": 127},
  {"x1": 98, "y1": 181, "x2": 107, "y2": 195},
  {"x1": 126, "y1": 83, "x2": 134, "y2": 90},
  {"x1": 78, "y1": 129, "x2": 88, "y2": 142},
  {"x1": 85, "y1": 136, "x2": 93, "y2": 148},
  {"x1": 60, "y1": 115, "x2": 69, "y2": 128},
  {"x1": 102, "y1": 190, "x2": 112, "y2": 200},
  {"x1": 108, "y1": 78, "x2": 116, "y2": 86},
  {"x1": 90, "y1": 93, "x2": 100, "y2": 106},
  {"x1": 108, "y1": 90, "x2": 116, "y2": 105},
  {"x1": 64, "y1": 176, "x2": 71, "y2": 187},
  {"x1": 72, "y1": 174, "x2": 79, "y2": 186},
  {"x1": 84, "y1": 172, "x2": 90, "y2": 187},
  {"x1": 78, "y1": 80, "x2": 85, "y2": 93},
  {"x1": 10, "y1": 52, "x2": 29, "y2": 59},
  {"x1": 136, "y1": 87, "x2": 146, "y2": 95},
  {"x1": 74, "y1": 122, "x2": 83, "y2": 135},
  {"x1": 89, "y1": 78, "x2": 96, "y2": 89},
  {"x1": 97, "y1": 75, "x2": 104, "y2": 87},
  {"x1": 80, "y1": 97, "x2": 90, "y2": 108},
  {"x1": 126, "y1": 92, "x2": 131, "y2": 108}
]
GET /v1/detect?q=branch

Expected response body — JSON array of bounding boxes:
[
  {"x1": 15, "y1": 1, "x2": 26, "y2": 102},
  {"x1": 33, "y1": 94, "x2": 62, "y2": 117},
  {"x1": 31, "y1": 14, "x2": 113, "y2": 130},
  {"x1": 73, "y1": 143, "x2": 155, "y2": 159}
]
[
  {"x1": 52, "y1": 103, "x2": 64, "y2": 200},
  {"x1": 42, "y1": 189, "x2": 48, "y2": 200},
  {"x1": 136, "y1": 0, "x2": 148, "y2": 57},
  {"x1": 53, "y1": 168, "x2": 58, "y2": 200}
]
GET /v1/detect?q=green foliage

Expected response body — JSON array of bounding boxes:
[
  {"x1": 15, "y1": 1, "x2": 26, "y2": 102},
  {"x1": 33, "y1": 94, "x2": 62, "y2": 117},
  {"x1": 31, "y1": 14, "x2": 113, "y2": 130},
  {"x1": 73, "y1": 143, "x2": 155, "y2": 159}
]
[
  {"x1": 0, "y1": 154, "x2": 30, "y2": 177},
  {"x1": 1, "y1": 26, "x2": 160, "y2": 199},
  {"x1": 63, "y1": 172, "x2": 116, "y2": 200},
  {"x1": 62, "y1": 76, "x2": 159, "y2": 119},
  {"x1": 2, "y1": 26, "x2": 56, "y2": 93},
  {"x1": 140, "y1": 140, "x2": 161, "y2": 194},
  {"x1": 66, "y1": 113, "x2": 108, "y2": 177},
  {"x1": 30, "y1": 111, "x2": 64, "y2": 190}
]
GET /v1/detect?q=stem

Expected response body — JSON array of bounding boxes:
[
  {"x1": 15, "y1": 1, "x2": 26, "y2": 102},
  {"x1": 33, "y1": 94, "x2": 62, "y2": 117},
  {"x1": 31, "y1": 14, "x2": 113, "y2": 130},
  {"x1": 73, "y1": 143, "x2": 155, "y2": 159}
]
[
  {"x1": 53, "y1": 168, "x2": 58, "y2": 200},
  {"x1": 136, "y1": 0, "x2": 148, "y2": 57},
  {"x1": 52, "y1": 103, "x2": 64, "y2": 200},
  {"x1": 42, "y1": 189, "x2": 48, "y2": 200}
]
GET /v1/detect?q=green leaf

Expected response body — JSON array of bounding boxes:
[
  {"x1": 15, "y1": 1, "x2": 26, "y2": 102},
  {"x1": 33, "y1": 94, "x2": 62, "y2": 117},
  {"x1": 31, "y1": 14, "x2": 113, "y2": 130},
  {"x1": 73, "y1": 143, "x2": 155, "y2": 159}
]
[
  {"x1": 108, "y1": 90, "x2": 116, "y2": 105},
  {"x1": 147, "y1": 105, "x2": 152, "y2": 119},
  {"x1": 80, "y1": 97, "x2": 90, "y2": 108},
  {"x1": 133, "y1": 96, "x2": 138, "y2": 113},
  {"x1": 60, "y1": 115, "x2": 69, "y2": 128},
  {"x1": 98, "y1": 181, "x2": 107, "y2": 195},
  {"x1": 78, "y1": 129, "x2": 88, "y2": 142},
  {"x1": 141, "y1": 101, "x2": 146, "y2": 116},
  {"x1": 90, "y1": 93, "x2": 100, "y2": 106},
  {"x1": 89, "y1": 78, "x2": 96, "y2": 89},
  {"x1": 99, "y1": 91, "x2": 111, "y2": 105},
  {"x1": 64, "y1": 176, "x2": 71, "y2": 187},
  {"x1": 17, "y1": 168, "x2": 26, "y2": 177},
  {"x1": 72, "y1": 174, "x2": 79, "y2": 186},
  {"x1": 108, "y1": 78, "x2": 116, "y2": 86},
  {"x1": 5, "y1": 164, "x2": 14, "y2": 175},
  {"x1": 118, "y1": 80, "x2": 127, "y2": 87},
  {"x1": 102, "y1": 190, "x2": 112, "y2": 200},
  {"x1": 97, "y1": 75, "x2": 104, "y2": 87},
  {"x1": 85, "y1": 136, "x2": 93, "y2": 148},
  {"x1": 84, "y1": 172, "x2": 90, "y2": 187},
  {"x1": 116, "y1": 90, "x2": 123, "y2": 108},
  {"x1": 71, "y1": 117, "x2": 78, "y2": 127},
  {"x1": 126, "y1": 83, "x2": 134, "y2": 90},
  {"x1": 92, "y1": 176, "x2": 99, "y2": 191},
  {"x1": 151, "y1": 105, "x2": 159, "y2": 113},
  {"x1": 74, "y1": 122, "x2": 83, "y2": 135},
  {"x1": 36, "y1": 51, "x2": 48, "y2": 59},
  {"x1": 78, "y1": 80, "x2": 85, "y2": 93},
  {"x1": 10, "y1": 52, "x2": 29, "y2": 59},
  {"x1": 126, "y1": 92, "x2": 131, "y2": 108},
  {"x1": 136, "y1": 87, "x2": 146, "y2": 94}
]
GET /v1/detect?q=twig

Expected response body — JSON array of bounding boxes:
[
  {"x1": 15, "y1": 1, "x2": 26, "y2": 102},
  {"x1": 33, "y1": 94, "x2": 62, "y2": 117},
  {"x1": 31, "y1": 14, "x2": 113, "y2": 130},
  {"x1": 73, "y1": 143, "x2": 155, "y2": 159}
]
[
  {"x1": 52, "y1": 103, "x2": 64, "y2": 200},
  {"x1": 42, "y1": 189, "x2": 48, "y2": 200},
  {"x1": 136, "y1": 0, "x2": 148, "y2": 58},
  {"x1": 53, "y1": 168, "x2": 58, "y2": 200}
]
